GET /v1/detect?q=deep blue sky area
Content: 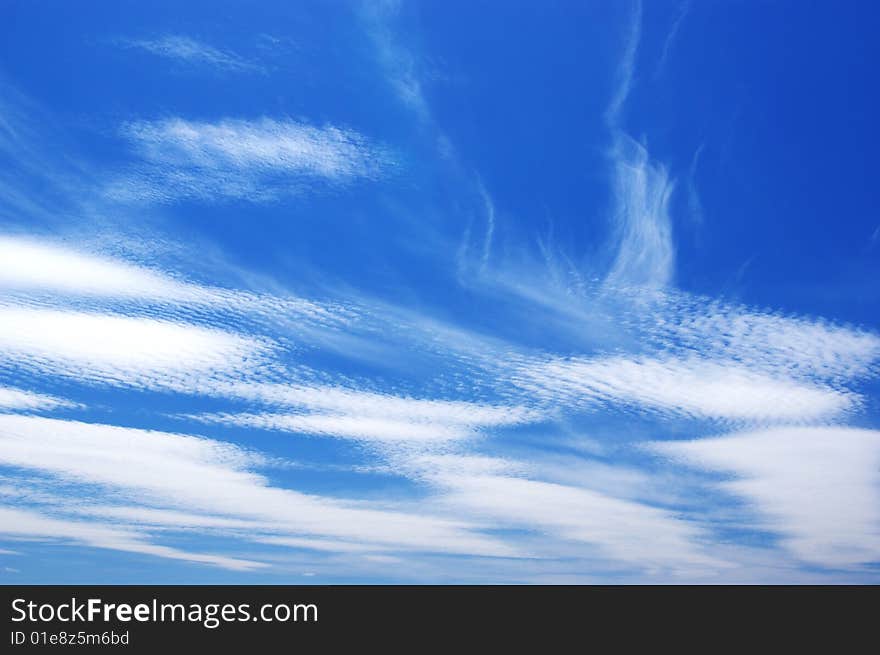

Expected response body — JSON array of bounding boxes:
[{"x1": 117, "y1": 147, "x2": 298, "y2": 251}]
[{"x1": 0, "y1": 1, "x2": 878, "y2": 583}]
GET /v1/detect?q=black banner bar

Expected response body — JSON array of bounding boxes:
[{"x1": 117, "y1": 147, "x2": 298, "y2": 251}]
[{"x1": 1, "y1": 585, "x2": 876, "y2": 651}]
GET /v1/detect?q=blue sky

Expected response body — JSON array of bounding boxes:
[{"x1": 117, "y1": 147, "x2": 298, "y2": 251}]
[{"x1": 0, "y1": 0, "x2": 879, "y2": 583}]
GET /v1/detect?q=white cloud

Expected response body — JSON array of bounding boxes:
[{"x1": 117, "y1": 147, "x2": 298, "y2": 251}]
[
  {"x1": 361, "y1": 1, "x2": 430, "y2": 120},
  {"x1": 0, "y1": 507, "x2": 265, "y2": 571},
  {"x1": 402, "y1": 454, "x2": 524, "y2": 480},
  {"x1": 0, "y1": 415, "x2": 517, "y2": 558},
  {"x1": 603, "y1": 133, "x2": 675, "y2": 290},
  {"x1": 230, "y1": 381, "x2": 536, "y2": 422},
  {"x1": 662, "y1": 299, "x2": 880, "y2": 382},
  {"x1": 432, "y1": 472, "x2": 723, "y2": 571},
  {"x1": 516, "y1": 355, "x2": 856, "y2": 422},
  {"x1": 653, "y1": 0, "x2": 691, "y2": 79},
  {"x1": 189, "y1": 382, "x2": 540, "y2": 443},
  {"x1": 0, "y1": 235, "x2": 196, "y2": 300},
  {"x1": 254, "y1": 536, "x2": 384, "y2": 554},
  {"x1": 0, "y1": 234, "x2": 346, "y2": 330},
  {"x1": 0, "y1": 304, "x2": 271, "y2": 389},
  {"x1": 221, "y1": 382, "x2": 537, "y2": 424},
  {"x1": 479, "y1": 183, "x2": 496, "y2": 270},
  {"x1": 3, "y1": 6, "x2": 879, "y2": 583},
  {"x1": 647, "y1": 426, "x2": 880, "y2": 569},
  {"x1": 74, "y1": 505, "x2": 267, "y2": 532},
  {"x1": 599, "y1": 1, "x2": 675, "y2": 290},
  {"x1": 0, "y1": 386, "x2": 74, "y2": 411},
  {"x1": 371, "y1": 447, "x2": 723, "y2": 571},
  {"x1": 605, "y1": 0, "x2": 642, "y2": 127},
  {"x1": 121, "y1": 35, "x2": 260, "y2": 73},
  {"x1": 124, "y1": 118, "x2": 382, "y2": 178},
  {"x1": 109, "y1": 118, "x2": 393, "y2": 203},
  {"x1": 194, "y1": 412, "x2": 472, "y2": 442}
]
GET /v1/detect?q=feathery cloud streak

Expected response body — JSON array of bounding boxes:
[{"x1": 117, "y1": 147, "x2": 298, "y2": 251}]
[
  {"x1": 108, "y1": 118, "x2": 394, "y2": 203},
  {"x1": 120, "y1": 35, "x2": 261, "y2": 73}
]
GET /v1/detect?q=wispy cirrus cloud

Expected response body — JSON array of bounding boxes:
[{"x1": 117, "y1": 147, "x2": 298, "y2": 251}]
[
  {"x1": 107, "y1": 118, "x2": 394, "y2": 203},
  {"x1": 603, "y1": 134, "x2": 676, "y2": 290},
  {"x1": 604, "y1": 0, "x2": 642, "y2": 128},
  {"x1": 119, "y1": 35, "x2": 262, "y2": 74},
  {"x1": 598, "y1": 0, "x2": 676, "y2": 290},
  {"x1": 361, "y1": 1, "x2": 430, "y2": 121},
  {"x1": 653, "y1": 0, "x2": 692, "y2": 79}
]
